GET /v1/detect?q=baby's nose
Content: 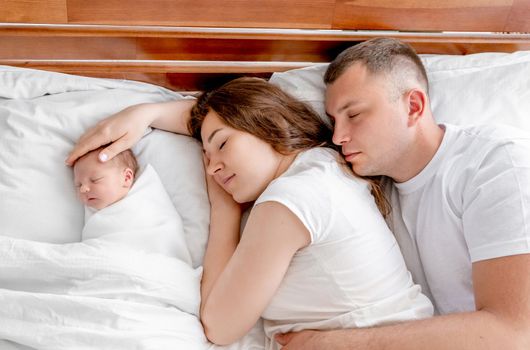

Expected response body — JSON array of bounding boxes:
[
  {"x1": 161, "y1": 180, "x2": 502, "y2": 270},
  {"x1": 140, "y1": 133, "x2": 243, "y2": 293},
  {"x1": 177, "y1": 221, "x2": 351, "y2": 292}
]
[{"x1": 79, "y1": 184, "x2": 90, "y2": 193}]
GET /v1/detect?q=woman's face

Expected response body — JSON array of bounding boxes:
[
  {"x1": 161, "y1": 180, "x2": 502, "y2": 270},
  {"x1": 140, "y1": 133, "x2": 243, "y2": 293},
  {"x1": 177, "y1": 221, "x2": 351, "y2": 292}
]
[{"x1": 201, "y1": 110, "x2": 289, "y2": 203}]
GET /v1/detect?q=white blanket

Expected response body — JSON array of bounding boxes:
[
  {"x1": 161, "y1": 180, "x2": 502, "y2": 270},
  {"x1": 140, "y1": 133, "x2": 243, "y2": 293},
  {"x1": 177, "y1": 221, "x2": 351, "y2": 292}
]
[
  {"x1": 83, "y1": 164, "x2": 192, "y2": 264},
  {"x1": 0, "y1": 236, "x2": 207, "y2": 350},
  {"x1": 0, "y1": 66, "x2": 267, "y2": 349},
  {"x1": 0, "y1": 161, "x2": 209, "y2": 349}
]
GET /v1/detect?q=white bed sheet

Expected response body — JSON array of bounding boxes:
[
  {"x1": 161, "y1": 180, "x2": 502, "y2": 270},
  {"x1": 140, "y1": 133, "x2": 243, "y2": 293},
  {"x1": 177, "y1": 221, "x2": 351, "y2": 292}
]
[
  {"x1": 3, "y1": 49, "x2": 529, "y2": 349},
  {"x1": 0, "y1": 66, "x2": 209, "y2": 268},
  {"x1": 0, "y1": 66, "x2": 268, "y2": 349}
]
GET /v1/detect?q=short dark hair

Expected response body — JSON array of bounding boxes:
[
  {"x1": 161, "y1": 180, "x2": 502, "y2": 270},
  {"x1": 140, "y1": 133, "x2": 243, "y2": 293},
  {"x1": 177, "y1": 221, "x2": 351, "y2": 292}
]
[{"x1": 324, "y1": 37, "x2": 429, "y2": 97}]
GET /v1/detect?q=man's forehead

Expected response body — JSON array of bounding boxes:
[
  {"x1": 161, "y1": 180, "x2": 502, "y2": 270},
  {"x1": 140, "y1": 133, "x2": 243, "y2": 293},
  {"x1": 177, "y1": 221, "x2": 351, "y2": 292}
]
[
  {"x1": 325, "y1": 66, "x2": 386, "y2": 110},
  {"x1": 325, "y1": 82, "x2": 364, "y2": 114}
]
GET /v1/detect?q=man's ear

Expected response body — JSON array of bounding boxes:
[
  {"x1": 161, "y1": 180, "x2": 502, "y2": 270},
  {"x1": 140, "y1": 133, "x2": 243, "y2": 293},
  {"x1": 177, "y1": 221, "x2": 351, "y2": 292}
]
[
  {"x1": 406, "y1": 89, "x2": 427, "y2": 127},
  {"x1": 123, "y1": 168, "x2": 134, "y2": 188}
]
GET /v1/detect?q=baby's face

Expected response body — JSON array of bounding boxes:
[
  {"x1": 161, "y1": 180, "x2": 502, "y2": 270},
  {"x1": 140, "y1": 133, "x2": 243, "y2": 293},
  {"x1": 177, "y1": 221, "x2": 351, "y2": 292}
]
[{"x1": 73, "y1": 152, "x2": 133, "y2": 210}]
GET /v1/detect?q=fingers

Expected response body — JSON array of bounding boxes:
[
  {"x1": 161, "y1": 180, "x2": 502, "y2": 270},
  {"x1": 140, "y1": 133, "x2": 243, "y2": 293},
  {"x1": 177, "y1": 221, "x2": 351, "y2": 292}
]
[
  {"x1": 275, "y1": 332, "x2": 295, "y2": 346},
  {"x1": 97, "y1": 136, "x2": 131, "y2": 163},
  {"x1": 66, "y1": 126, "x2": 132, "y2": 166},
  {"x1": 65, "y1": 125, "x2": 112, "y2": 166}
]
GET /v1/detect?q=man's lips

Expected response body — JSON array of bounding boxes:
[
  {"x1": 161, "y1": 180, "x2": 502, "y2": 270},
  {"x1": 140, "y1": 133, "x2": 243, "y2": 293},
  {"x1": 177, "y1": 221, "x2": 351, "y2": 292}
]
[{"x1": 343, "y1": 151, "x2": 361, "y2": 162}]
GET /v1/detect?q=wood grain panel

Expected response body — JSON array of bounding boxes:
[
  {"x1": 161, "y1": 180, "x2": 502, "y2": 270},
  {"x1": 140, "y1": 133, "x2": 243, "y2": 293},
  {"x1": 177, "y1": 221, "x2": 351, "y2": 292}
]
[
  {"x1": 66, "y1": 0, "x2": 335, "y2": 29},
  {"x1": 332, "y1": 0, "x2": 513, "y2": 31},
  {"x1": 2, "y1": 23, "x2": 529, "y2": 91},
  {"x1": 0, "y1": 37, "x2": 135, "y2": 59},
  {"x1": 0, "y1": 0, "x2": 67, "y2": 23},
  {"x1": 81, "y1": 72, "x2": 272, "y2": 92},
  {"x1": 135, "y1": 38, "x2": 351, "y2": 62},
  {"x1": 505, "y1": 0, "x2": 530, "y2": 32},
  {"x1": 0, "y1": 60, "x2": 309, "y2": 74}
]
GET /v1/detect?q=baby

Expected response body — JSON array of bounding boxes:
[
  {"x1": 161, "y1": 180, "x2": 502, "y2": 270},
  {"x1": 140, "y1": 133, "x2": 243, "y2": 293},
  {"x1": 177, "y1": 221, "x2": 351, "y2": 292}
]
[
  {"x1": 72, "y1": 147, "x2": 192, "y2": 264},
  {"x1": 73, "y1": 147, "x2": 138, "y2": 210}
]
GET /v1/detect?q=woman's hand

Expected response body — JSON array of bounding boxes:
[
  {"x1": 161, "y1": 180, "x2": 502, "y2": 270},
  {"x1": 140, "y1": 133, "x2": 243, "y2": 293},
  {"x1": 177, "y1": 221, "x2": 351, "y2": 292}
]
[
  {"x1": 65, "y1": 103, "x2": 155, "y2": 166},
  {"x1": 66, "y1": 99, "x2": 195, "y2": 166},
  {"x1": 203, "y1": 155, "x2": 242, "y2": 214}
]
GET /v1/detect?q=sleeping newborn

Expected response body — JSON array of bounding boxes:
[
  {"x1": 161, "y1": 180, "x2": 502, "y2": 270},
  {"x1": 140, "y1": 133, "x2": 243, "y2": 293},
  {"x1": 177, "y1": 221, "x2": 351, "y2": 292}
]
[
  {"x1": 73, "y1": 147, "x2": 138, "y2": 210},
  {"x1": 73, "y1": 148, "x2": 192, "y2": 264}
]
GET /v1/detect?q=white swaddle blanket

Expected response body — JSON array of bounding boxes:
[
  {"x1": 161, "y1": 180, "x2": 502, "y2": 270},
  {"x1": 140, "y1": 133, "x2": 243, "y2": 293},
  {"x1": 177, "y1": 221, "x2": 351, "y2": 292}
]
[
  {"x1": 0, "y1": 165, "x2": 208, "y2": 349},
  {"x1": 83, "y1": 164, "x2": 192, "y2": 264}
]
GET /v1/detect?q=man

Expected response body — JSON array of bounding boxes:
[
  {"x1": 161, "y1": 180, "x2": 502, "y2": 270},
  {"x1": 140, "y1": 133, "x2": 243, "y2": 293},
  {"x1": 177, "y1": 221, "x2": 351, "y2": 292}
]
[{"x1": 276, "y1": 38, "x2": 530, "y2": 349}]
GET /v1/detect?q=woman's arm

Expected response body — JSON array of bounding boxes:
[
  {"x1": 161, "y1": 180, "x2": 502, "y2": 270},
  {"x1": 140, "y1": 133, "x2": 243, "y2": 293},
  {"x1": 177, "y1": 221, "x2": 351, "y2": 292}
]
[
  {"x1": 65, "y1": 99, "x2": 195, "y2": 165},
  {"x1": 199, "y1": 171, "x2": 311, "y2": 345},
  {"x1": 200, "y1": 170, "x2": 242, "y2": 313},
  {"x1": 201, "y1": 200, "x2": 311, "y2": 345}
]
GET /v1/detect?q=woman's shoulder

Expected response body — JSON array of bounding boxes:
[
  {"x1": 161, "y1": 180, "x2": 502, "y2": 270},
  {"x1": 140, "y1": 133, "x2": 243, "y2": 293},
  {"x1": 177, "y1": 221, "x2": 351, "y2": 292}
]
[
  {"x1": 257, "y1": 147, "x2": 367, "y2": 204},
  {"x1": 285, "y1": 147, "x2": 368, "y2": 188},
  {"x1": 255, "y1": 148, "x2": 332, "y2": 202},
  {"x1": 283, "y1": 147, "x2": 341, "y2": 178},
  {"x1": 295, "y1": 147, "x2": 341, "y2": 165}
]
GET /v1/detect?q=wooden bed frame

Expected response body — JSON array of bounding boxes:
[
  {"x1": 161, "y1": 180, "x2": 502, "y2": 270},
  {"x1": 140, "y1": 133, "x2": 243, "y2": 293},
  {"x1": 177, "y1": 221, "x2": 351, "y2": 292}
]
[{"x1": 1, "y1": 1, "x2": 530, "y2": 92}]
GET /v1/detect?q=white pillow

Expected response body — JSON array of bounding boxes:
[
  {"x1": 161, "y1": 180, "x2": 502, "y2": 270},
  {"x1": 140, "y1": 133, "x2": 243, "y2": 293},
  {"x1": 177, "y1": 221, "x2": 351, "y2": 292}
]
[
  {"x1": 269, "y1": 51, "x2": 530, "y2": 131},
  {"x1": 0, "y1": 66, "x2": 209, "y2": 268}
]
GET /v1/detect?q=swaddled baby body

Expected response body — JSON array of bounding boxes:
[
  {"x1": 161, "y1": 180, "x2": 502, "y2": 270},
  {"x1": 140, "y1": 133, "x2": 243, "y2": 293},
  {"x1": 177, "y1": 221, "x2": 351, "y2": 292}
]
[{"x1": 73, "y1": 148, "x2": 192, "y2": 264}]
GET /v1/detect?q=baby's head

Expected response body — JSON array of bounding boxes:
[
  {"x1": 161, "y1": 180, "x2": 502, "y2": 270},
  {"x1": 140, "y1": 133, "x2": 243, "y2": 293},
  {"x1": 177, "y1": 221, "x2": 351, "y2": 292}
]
[{"x1": 73, "y1": 148, "x2": 138, "y2": 210}]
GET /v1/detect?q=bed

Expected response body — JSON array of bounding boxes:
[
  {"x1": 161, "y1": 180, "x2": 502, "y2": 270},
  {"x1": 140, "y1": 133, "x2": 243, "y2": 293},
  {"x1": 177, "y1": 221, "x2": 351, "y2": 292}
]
[{"x1": 1, "y1": 1, "x2": 530, "y2": 349}]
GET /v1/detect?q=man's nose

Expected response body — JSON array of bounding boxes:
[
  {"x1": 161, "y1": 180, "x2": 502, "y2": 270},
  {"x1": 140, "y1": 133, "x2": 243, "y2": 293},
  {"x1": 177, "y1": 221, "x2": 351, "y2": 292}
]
[
  {"x1": 206, "y1": 157, "x2": 223, "y2": 176},
  {"x1": 332, "y1": 125, "x2": 351, "y2": 145}
]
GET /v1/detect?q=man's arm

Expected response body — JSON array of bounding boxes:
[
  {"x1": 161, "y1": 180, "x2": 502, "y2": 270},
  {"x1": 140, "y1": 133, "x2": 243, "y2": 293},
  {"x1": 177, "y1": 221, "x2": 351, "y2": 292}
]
[{"x1": 277, "y1": 253, "x2": 530, "y2": 350}]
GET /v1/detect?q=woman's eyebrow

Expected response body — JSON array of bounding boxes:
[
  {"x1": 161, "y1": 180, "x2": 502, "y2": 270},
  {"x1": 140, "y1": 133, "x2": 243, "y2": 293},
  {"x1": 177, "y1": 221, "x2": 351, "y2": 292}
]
[{"x1": 207, "y1": 128, "x2": 224, "y2": 143}]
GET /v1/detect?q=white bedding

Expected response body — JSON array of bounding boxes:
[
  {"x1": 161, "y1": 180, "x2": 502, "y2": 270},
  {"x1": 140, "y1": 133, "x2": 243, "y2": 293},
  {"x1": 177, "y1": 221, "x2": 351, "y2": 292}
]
[
  {"x1": 0, "y1": 66, "x2": 209, "y2": 268},
  {"x1": 0, "y1": 236, "x2": 207, "y2": 350},
  {"x1": 83, "y1": 164, "x2": 192, "y2": 263},
  {"x1": 2, "y1": 49, "x2": 529, "y2": 349},
  {"x1": 0, "y1": 66, "x2": 267, "y2": 350}
]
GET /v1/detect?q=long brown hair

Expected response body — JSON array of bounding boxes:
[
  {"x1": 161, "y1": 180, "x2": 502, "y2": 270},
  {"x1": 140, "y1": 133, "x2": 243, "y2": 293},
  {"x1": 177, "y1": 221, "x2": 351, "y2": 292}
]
[
  {"x1": 189, "y1": 77, "x2": 334, "y2": 153},
  {"x1": 188, "y1": 77, "x2": 389, "y2": 216}
]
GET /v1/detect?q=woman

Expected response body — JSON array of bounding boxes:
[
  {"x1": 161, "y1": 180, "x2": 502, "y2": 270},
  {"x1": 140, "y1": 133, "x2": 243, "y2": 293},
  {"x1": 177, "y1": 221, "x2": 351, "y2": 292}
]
[{"x1": 67, "y1": 78, "x2": 432, "y2": 349}]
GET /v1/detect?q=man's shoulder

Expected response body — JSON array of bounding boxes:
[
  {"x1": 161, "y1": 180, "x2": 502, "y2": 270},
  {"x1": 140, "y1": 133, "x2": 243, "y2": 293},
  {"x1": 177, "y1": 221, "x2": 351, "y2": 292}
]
[
  {"x1": 450, "y1": 123, "x2": 530, "y2": 144},
  {"x1": 445, "y1": 123, "x2": 530, "y2": 165}
]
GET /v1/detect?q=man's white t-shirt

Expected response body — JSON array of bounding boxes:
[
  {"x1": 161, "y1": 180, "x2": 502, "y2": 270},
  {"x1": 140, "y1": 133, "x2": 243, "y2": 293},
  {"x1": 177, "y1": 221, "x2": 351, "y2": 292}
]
[
  {"x1": 387, "y1": 123, "x2": 530, "y2": 315},
  {"x1": 254, "y1": 148, "x2": 432, "y2": 349}
]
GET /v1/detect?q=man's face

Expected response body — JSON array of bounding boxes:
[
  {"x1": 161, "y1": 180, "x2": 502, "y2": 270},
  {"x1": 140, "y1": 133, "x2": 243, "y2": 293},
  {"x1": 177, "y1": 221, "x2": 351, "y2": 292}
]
[
  {"x1": 325, "y1": 63, "x2": 412, "y2": 178},
  {"x1": 73, "y1": 152, "x2": 132, "y2": 210}
]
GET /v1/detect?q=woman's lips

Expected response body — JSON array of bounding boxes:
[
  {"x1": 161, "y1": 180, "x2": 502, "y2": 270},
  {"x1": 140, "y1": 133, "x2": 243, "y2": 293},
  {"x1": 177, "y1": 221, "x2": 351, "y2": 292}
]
[{"x1": 223, "y1": 174, "x2": 235, "y2": 185}]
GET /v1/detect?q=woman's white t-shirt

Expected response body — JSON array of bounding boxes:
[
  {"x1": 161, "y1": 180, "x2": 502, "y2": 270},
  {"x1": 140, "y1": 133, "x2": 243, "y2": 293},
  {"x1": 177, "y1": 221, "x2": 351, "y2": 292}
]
[{"x1": 254, "y1": 147, "x2": 433, "y2": 348}]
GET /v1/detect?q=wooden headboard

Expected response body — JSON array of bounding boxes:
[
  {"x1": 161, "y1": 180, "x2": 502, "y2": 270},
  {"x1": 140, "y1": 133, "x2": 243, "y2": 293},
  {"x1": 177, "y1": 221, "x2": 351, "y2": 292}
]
[{"x1": 2, "y1": 0, "x2": 530, "y2": 92}]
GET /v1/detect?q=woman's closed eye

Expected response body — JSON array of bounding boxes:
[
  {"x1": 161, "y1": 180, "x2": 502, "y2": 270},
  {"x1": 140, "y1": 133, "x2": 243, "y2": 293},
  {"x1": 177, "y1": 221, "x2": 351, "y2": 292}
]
[
  {"x1": 219, "y1": 140, "x2": 227, "y2": 150},
  {"x1": 348, "y1": 113, "x2": 360, "y2": 119}
]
